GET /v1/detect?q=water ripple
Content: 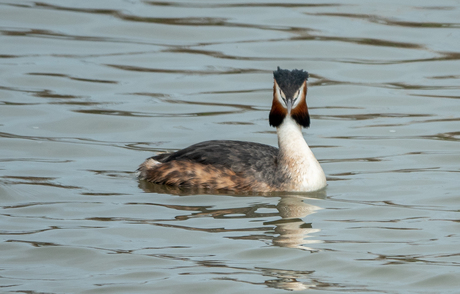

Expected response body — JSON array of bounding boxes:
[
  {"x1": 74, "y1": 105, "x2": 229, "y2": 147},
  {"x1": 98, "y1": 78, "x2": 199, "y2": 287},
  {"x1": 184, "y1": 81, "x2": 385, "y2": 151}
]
[{"x1": 309, "y1": 12, "x2": 460, "y2": 29}]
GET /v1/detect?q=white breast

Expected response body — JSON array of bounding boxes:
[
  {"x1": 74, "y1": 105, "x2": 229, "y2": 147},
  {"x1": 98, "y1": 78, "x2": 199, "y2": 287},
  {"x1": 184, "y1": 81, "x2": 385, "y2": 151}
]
[{"x1": 276, "y1": 116, "x2": 326, "y2": 192}]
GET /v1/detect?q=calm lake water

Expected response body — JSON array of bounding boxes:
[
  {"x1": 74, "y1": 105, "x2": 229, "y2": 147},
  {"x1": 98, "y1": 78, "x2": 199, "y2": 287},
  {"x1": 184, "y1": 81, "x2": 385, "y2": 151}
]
[{"x1": 1, "y1": 0, "x2": 460, "y2": 293}]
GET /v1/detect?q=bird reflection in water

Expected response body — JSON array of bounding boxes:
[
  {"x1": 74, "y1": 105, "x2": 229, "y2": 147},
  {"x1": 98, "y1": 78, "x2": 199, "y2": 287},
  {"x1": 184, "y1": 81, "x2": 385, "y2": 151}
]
[
  {"x1": 269, "y1": 192, "x2": 323, "y2": 251},
  {"x1": 138, "y1": 183, "x2": 325, "y2": 291},
  {"x1": 139, "y1": 182, "x2": 324, "y2": 251}
]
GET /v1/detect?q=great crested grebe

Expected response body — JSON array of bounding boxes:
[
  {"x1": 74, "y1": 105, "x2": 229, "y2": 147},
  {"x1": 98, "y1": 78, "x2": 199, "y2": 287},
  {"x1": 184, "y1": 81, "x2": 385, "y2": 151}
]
[{"x1": 138, "y1": 67, "x2": 326, "y2": 192}]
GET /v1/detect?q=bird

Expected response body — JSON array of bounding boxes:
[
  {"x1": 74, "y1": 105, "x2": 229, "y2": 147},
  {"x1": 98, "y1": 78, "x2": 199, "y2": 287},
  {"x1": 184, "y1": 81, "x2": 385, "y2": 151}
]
[{"x1": 138, "y1": 67, "x2": 326, "y2": 193}]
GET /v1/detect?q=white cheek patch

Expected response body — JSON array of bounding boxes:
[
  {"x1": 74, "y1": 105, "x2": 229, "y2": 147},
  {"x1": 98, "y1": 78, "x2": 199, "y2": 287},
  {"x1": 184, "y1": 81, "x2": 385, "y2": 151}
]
[
  {"x1": 292, "y1": 84, "x2": 304, "y2": 108},
  {"x1": 276, "y1": 85, "x2": 287, "y2": 108}
]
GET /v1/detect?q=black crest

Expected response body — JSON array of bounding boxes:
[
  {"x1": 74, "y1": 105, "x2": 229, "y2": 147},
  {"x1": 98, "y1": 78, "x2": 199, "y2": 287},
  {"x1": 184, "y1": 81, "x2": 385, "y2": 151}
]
[{"x1": 273, "y1": 67, "x2": 308, "y2": 98}]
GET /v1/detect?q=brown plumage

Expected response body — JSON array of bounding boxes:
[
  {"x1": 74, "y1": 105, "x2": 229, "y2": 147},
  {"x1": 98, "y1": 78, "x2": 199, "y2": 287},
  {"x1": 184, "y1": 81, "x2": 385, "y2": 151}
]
[
  {"x1": 138, "y1": 140, "x2": 282, "y2": 192},
  {"x1": 139, "y1": 159, "x2": 271, "y2": 192},
  {"x1": 268, "y1": 80, "x2": 287, "y2": 128},
  {"x1": 291, "y1": 82, "x2": 309, "y2": 128}
]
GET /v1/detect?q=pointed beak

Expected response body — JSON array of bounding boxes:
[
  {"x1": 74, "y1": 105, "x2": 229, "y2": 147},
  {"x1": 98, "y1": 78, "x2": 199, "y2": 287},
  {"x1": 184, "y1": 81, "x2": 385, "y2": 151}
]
[{"x1": 286, "y1": 98, "x2": 292, "y2": 114}]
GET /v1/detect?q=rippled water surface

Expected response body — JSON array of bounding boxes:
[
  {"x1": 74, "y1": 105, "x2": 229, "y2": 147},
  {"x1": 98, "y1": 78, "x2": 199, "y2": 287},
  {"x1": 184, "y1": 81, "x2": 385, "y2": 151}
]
[{"x1": 1, "y1": 0, "x2": 460, "y2": 293}]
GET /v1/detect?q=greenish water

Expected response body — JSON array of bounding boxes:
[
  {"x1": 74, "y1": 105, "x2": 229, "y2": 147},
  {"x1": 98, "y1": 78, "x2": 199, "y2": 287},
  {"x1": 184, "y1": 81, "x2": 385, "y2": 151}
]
[{"x1": 1, "y1": 1, "x2": 459, "y2": 293}]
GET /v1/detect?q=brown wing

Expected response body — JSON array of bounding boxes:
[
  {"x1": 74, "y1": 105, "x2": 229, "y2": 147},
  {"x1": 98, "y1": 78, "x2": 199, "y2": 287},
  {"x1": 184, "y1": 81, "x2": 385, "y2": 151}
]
[
  {"x1": 139, "y1": 140, "x2": 284, "y2": 191},
  {"x1": 139, "y1": 158, "x2": 272, "y2": 192}
]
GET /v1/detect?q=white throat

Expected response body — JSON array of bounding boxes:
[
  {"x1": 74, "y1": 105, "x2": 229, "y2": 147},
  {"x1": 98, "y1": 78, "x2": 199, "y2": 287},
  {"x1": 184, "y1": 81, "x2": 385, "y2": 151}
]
[{"x1": 276, "y1": 116, "x2": 326, "y2": 192}]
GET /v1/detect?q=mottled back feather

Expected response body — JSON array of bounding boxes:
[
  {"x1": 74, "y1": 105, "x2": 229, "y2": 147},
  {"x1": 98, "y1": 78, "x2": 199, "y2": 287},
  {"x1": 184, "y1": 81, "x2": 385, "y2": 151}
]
[{"x1": 140, "y1": 140, "x2": 288, "y2": 191}]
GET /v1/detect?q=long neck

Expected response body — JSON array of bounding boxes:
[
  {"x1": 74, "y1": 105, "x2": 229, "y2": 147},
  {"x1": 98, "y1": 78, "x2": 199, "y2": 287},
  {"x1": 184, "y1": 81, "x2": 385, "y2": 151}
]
[{"x1": 276, "y1": 116, "x2": 326, "y2": 192}]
